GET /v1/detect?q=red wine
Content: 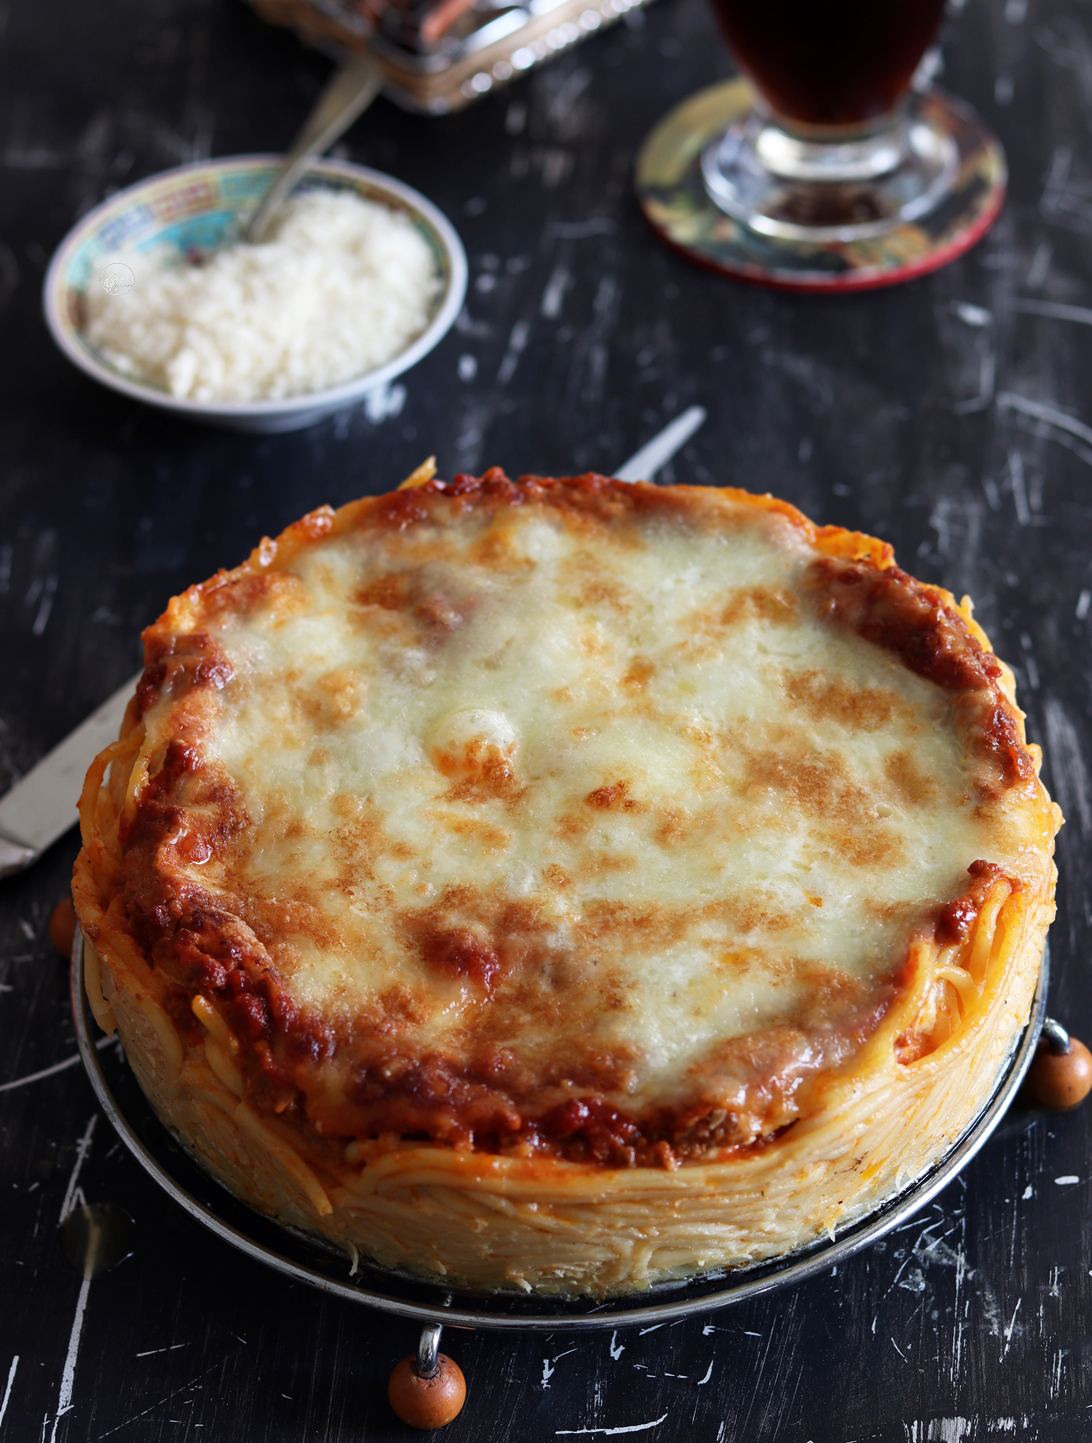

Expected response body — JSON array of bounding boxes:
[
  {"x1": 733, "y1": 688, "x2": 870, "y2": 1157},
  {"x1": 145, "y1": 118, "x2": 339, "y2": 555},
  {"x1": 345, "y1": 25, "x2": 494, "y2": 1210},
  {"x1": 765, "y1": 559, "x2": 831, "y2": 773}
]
[{"x1": 709, "y1": 0, "x2": 946, "y2": 128}]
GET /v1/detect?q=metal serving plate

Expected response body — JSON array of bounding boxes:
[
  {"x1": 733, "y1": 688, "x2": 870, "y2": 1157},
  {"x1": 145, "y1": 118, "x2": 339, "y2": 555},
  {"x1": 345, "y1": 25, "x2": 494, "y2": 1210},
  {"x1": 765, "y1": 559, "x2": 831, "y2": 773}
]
[{"x1": 72, "y1": 931, "x2": 1047, "y2": 1330}]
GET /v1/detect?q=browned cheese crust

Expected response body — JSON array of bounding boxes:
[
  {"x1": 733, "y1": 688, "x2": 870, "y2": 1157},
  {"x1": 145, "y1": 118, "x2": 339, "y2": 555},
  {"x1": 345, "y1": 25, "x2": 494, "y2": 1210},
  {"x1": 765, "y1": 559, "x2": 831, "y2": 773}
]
[{"x1": 73, "y1": 471, "x2": 1061, "y2": 1295}]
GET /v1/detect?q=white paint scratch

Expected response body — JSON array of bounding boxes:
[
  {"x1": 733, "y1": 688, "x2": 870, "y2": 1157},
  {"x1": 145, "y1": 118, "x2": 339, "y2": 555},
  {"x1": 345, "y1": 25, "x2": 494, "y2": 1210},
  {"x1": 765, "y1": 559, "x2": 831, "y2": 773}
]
[
  {"x1": 556, "y1": 1414, "x2": 669, "y2": 1436},
  {"x1": 47, "y1": 1274, "x2": 92, "y2": 1443},
  {"x1": 0, "y1": 1033, "x2": 113, "y2": 1085},
  {"x1": 1016, "y1": 297, "x2": 1092, "y2": 326},
  {"x1": 908, "y1": 1420, "x2": 973, "y2": 1442},
  {"x1": 1026, "y1": 241, "x2": 1052, "y2": 287},
  {"x1": 1055, "y1": 1174, "x2": 1080, "y2": 1185},
  {"x1": 1076, "y1": 589, "x2": 1090, "y2": 619},
  {"x1": 1040, "y1": 145, "x2": 1072, "y2": 217},
  {"x1": 697, "y1": 1360, "x2": 714, "y2": 1386},
  {"x1": 929, "y1": 495, "x2": 985, "y2": 562},
  {"x1": 0, "y1": 1052, "x2": 82, "y2": 1093},
  {"x1": 0, "y1": 1356, "x2": 19, "y2": 1433},
  {"x1": 363, "y1": 382, "x2": 406, "y2": 424},
  {"x1": 953, "y1": 302, "x2": 991, "y2": 326},
  {"x1": 32, "y1": 575, "x2": 57, "y2": 636},
  {"x1": 541, "y1": 1349, "x2": 577, "y2": 1388},
  {"x1": 1001, "y1": 1298, "x2": 1022, "y2": 1359},
  {"x1": 998, "y1": 391, "x2": 1092, "y2": 458},
  {"x1": 1008, "y1": 451, "x2": 1031, "y2": 524},
  {"x1": 59, "y1": 1115, "x2": 97, "y2": 1225},
  {"x1": 541, "y1": 263, "x2": 571, "y2": 319},
  {"x1": 497, "y1": 319, "x2": 530, "y2": 385},
  {"x1": 92, "y1": 1361, "x2": 228, "y2": 1439},
  {"x1": 608, "y1": 1331, "x2": 624, "y2": 1361},
  {"x1": 1049, "y1": 1348, "x2": 1067, "y2": 1400}
]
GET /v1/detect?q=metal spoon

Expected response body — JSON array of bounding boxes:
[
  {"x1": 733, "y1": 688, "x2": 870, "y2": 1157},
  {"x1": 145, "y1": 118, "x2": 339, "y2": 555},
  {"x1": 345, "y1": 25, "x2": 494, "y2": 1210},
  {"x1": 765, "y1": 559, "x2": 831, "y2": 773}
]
[{"x1": 243, "y1": 50, "x2": 384, "y2": 245}]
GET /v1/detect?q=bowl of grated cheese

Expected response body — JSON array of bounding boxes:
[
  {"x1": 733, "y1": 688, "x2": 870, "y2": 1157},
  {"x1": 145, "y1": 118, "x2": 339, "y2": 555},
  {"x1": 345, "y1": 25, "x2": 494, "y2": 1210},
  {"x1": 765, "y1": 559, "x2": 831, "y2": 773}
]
[{"x1": 43, "y1": 157, "x2": 467, "y2": 432}]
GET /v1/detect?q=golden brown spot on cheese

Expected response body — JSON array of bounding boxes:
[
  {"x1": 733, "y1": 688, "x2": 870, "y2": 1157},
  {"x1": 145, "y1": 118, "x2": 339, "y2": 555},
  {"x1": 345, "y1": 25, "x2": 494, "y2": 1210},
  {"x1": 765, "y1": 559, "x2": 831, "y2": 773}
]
[
  {"x1": 443, "y1": 770, "x2": 524, "y2": 805},
  {"x1": 580, "y1": 574, "x2": 630, "y2": 613},
  {"x1": 585, "y1": 779, "x2": 640, "y2": 811},
  {"x1": 783, "y1": 670, "x2": 904, "y2": 731},
  {"x1": 720, "y1": 585, "x2": 799, "y2": 627},
  {"x1": 418, "y1": 924, "x2": 501, "y2": 990},
  {"x1": 655, "y1": 807, "x2": 692, "y2": 846},
  {"x1": 433, "y1": 813, "x2": 512, "y2": 852},
  {"x1": 356, "y1": 572, "x2": 411, "y2": 611},
  {"x1": 742, "y1": 745, "x2": 906, "y2": 869},
  {"x1": 587, "y1": 852, "x2": 637, "y2": 876},
  {"x1": 677, "y1": 586, "x2": 799, "y2": 664},
  {"x1": 623, "y1": 656, "x2": 656, "y2": 689},
  {"x1": 743, "y1": 747, "x2": 847, "y2": 818},
  {"x1": 377, "y1": 984, "x2": 431, "y2": 1026},
  {"x1": 299, "y1": 667, "x2": 360, "y2": 729},
  {"x1": 434, "y1": 737, "x2": 511, "y2": 780},
  {"x1": 355, "y1": 572, "x2": 468, "y2": 639},
  {"x1": 203, "y1": 570, "x2": 310, "y2": 625},
  {"x1": 415, "y1": 593, "x2": 465, "y2": 635},
  {"x1": 575, "y1": 899, "x2": 693, "y2": 955},
  {"x1": 842, "y1": 828, "x2": 903, "y2": 869},
  {"x1": 577, "y1": 627, "x2": 608, "y2": 659},
  {"x1": 884, "y1": 749, "x2": 939, "y2": 807},
  {"x1": 467, "y1": 522, "x2": 536, "y2": 574}
]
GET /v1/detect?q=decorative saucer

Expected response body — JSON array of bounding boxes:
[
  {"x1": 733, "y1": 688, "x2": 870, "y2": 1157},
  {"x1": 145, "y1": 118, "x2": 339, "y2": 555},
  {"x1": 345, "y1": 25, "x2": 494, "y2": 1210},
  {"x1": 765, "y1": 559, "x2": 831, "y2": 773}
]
[{"x1": 635, "y1": 79, "x2": 1006, "y2": 292}]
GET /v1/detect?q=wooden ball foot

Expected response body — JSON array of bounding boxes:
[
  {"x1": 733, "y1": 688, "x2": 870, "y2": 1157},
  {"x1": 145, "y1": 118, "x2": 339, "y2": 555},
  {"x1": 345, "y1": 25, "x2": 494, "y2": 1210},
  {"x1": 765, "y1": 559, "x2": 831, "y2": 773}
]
[
  {"x1": 388, "y1": 1353, "x2": 466, "y2": 1430},
  {"x1": 1023, "y1": 1019, "x2": 1092, "y2": 1111},
  {"x1": 49, "y1": 897, "x2": 76, "y2": 959}
]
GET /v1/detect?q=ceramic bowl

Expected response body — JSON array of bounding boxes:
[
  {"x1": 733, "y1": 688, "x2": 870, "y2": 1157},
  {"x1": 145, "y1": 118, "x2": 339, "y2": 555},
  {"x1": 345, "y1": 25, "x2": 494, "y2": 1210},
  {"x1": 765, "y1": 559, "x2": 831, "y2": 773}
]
[{"x1": 43, "y1": 157, "x2": 468, "y2": 433}]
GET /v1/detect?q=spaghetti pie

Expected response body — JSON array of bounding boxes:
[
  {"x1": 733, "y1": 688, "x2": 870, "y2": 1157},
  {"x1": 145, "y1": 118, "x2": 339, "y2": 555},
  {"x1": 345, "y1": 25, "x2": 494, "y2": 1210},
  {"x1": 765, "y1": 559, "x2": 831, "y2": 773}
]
[{"x1": 73, "y1": 467, "x2": 1060, "y2": 1295}]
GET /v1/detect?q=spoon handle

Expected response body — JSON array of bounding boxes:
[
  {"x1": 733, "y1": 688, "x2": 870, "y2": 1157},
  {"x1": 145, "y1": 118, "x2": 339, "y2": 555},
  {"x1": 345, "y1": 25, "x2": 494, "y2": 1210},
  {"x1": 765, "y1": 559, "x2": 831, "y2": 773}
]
[{"x1": 244, "y1": 50, "x2": 384, "y2": 244}]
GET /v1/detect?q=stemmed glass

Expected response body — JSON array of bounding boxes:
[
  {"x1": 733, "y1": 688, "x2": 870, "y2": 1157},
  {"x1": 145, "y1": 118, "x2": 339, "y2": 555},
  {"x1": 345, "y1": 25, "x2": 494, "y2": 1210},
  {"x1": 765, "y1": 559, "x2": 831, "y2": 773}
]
[{"x1": 701, "y1": 0, "x2": 957, "y2": 242}]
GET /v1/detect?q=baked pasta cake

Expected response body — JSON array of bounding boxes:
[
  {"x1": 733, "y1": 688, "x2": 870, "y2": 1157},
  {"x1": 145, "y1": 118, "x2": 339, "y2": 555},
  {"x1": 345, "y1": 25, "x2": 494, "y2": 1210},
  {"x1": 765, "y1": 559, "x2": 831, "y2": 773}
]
[{"x1": 73, "y1": 465, "x2": 1060, "y2": 1296}]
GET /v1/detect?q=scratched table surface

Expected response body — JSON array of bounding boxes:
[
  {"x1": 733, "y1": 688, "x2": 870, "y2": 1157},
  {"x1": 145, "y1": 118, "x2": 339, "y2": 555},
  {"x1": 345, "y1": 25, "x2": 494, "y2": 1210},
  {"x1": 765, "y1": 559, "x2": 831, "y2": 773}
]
[{"x1": 3, "y1": 0, "x2": 1092, "y2": 1438}]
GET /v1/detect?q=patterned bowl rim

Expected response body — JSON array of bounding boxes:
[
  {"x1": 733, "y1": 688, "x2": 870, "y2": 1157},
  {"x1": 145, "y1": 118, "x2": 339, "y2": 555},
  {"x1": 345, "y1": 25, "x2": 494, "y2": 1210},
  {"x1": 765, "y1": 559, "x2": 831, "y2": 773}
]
[{"x1": 42, "y1": 155, "x2": 468, "y2": 419}]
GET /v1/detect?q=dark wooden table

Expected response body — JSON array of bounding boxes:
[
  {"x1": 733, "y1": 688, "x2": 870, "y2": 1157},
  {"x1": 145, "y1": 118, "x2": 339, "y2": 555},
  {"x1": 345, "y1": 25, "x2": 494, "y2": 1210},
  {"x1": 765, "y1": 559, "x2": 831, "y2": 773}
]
[{"x1": 4, "y1": 0, "x2": 1092, "y2": 1437}]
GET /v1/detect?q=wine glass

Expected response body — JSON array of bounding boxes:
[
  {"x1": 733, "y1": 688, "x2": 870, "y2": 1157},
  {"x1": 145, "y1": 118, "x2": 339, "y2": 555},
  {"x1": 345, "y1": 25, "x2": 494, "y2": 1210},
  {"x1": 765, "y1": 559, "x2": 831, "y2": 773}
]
[{"x1": 702, "y1": 0, "x2": 959, "y2": 242}]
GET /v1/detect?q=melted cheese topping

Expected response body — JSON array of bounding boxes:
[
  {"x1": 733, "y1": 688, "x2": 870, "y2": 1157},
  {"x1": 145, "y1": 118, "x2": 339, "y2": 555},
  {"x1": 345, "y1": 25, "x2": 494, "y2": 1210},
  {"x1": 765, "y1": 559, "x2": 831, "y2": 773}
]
[{"x1": 140, "y1": 487, "x2": 1030, "y2": 1136}]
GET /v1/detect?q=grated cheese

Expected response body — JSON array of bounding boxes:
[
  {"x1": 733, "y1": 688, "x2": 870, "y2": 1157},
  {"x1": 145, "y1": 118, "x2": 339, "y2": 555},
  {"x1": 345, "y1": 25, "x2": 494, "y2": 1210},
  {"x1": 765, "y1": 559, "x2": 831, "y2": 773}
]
[{"x1": 83, "y1": 189, "x2": 440, "y2": 402}]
